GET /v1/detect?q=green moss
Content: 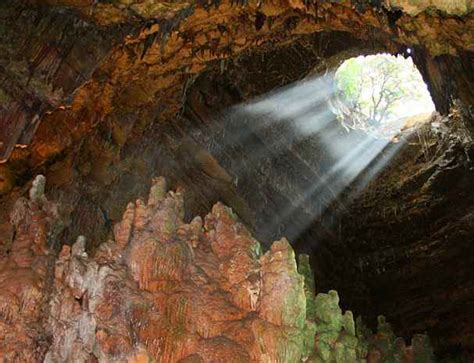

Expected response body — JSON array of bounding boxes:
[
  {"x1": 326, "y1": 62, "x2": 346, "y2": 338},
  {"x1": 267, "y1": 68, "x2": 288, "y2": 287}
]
[
  {"x1": 342, "y1": 311, "x2": 355, "y2": 336},
  {"x1": 302, "y1": 320, "x2": 317, "y2": 359},
  {"x1": 251, "y1": 240, "x2": 263, "y2": 258},
  {"x1": 148, "y1": 177, "x2": 167, "y2": 205},
  {"x1": 355, "y1": 315, "x2": 371, "y2": 358},
  {"x1": 412, "y1": 335, "x2": 434, "y2": 363},
  {"x1": 424, "y1": 5, "x2": 438, "y2": 15}
]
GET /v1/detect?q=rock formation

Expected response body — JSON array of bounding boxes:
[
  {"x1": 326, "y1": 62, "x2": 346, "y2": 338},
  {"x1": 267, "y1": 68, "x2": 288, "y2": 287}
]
[
  {"x1": 0, "y1": 176, "x2": 435, "y2": 362},
  {"x1": 0, "y1": 175, "x2": 62, "y2": 361},
  {"x1": 0, "y1": 0, "x2": 473, "y2": 360}
]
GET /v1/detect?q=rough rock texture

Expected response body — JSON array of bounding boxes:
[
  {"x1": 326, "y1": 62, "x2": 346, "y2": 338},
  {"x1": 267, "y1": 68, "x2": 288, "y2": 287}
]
[
  {"x1": 387, "y1": 0, "x2": 472, "y2": 15},
  {"x1": 0, "y1": 175, "x2": 62, "y2": 361},
  {"x1": 0, "y1": 0, "x2": 473, "y2": 360},
  {"x1": 1, "y1": 176, "x2": 434, "y2": 362},
  {"x1": 173, "y1": 57, "x2": 474, "y2": 360},
  {"x1": 0, "y1": 0, "x2": 472, "y2": 162},
  {"x1": 300, "y1": 109, "x2": 474, "y2": 360}
]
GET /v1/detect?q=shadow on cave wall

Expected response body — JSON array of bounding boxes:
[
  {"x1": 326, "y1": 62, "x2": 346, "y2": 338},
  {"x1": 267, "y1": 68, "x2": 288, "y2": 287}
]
[{"x1": 0, "y1": 17, "x2": 473, "y2": 359}]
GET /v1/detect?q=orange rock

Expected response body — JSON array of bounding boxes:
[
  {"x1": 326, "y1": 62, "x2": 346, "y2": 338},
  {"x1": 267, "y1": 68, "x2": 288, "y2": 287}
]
[{"x1": 0, "y1": 176, "x2": 434, "y2": 362}]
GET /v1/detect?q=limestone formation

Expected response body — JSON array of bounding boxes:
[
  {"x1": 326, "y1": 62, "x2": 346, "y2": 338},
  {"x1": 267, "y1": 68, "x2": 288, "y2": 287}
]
[
  {"x1": 0, "y1": 1, "x2": 472, "y2": 358},
  {"x1": 0, "y1": 175, "x2": 62, "y2": 361},
  {"x1": 0, "y1": 176, "x2": 434, "y2": 362}
]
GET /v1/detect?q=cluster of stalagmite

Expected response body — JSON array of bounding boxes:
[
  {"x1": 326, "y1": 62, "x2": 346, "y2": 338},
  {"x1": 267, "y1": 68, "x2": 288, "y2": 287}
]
[
  {"x1": 0, "y1": 176, "x2": 434, "y2": 362},
  {"x1": 0, "y1": 175, "x2": 62, "y2": 361}
]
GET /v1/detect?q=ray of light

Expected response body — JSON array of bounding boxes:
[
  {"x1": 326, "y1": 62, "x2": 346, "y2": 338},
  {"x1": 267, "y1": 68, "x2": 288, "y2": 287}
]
[
  {"x1": 212, "y1": 70, "x2": 414, "y2": 241},
  {"x1": 242, "y1": 73, "x2": 335, "y2": 123},
  {"x1": 349, "y1": 137, "x2": 407, "y2": 198},
  {"x1": 276, "y1": 136, "x2": 391, "y2": 228},
  {"x1": 218, "y1": 74, "x2": 337, "y2": 174}
]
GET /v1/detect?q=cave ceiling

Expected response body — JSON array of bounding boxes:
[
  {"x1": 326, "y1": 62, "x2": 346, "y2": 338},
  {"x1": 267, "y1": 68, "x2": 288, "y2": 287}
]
[
  {"x1": 0, "y1": 0, "x2": 473, "y2": 360},
  {"x1": 0, "y1": 0, "x2": 472, "y2": 228},
  {"x1": 0, "y1": 0, "x2": 473, "y2": 164}
]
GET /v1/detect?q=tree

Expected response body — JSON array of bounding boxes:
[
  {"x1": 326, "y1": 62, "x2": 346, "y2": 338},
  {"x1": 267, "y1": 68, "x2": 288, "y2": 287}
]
[{"x1": 330, "y1": 54, "x2": 433, "y2": 138}]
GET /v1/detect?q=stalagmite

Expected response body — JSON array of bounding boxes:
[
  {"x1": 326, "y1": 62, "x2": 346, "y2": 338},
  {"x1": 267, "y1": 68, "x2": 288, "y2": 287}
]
[{"x1": 0, "y1": 176, "x2": 434, "y2": 362}]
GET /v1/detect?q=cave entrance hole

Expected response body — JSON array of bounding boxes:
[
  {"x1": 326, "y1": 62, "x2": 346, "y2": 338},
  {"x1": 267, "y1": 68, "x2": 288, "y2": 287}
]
[
  {"x1": 330, "y1": 53, "x2": 436, "y2": 140},
  {"x1": 228, "y1": 51, "x2": 437, "y2": 243}
]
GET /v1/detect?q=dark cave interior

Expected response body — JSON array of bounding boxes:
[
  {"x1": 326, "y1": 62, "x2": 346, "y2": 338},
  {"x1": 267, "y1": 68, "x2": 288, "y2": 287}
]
[{"x1": 0, "y1": 0, "x2": 473, "y2": 361}]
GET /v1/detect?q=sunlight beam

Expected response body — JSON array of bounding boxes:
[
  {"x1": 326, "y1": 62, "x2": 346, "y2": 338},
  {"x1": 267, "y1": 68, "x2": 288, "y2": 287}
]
[{"x1": 210, "y1": 55, "x2": 435, "y2": 241}]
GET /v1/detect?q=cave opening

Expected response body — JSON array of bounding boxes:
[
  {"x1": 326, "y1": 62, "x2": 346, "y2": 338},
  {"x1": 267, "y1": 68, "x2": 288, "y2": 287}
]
[
  {"x1": 0, "y1": 0, "x2": 473, "y2": 360},
  {"x1": 193, "y1": 49, "x2": 440, "y2": 248},
  {"x1": 331, "y1": 53, "x2": 436, "y2": 139}
]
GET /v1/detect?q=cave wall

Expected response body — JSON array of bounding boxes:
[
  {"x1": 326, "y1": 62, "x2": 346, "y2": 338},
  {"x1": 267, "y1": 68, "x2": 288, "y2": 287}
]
[
  {"x1": 0, "y1": 0, "x2": 472, "y2": 233},
  {"x1": 1, "y1": 0, "x2": 472, "y2": 165},
  {"x1": 413, "y1": 49, "x2": 474, "y2": 116},
  {"x1": 175, "y1": 44, "x2": 474, "y2": 359},
  {"x1": 300, "y1": 113, "x2": 474, "y2": 360},
  {"x1": 0, "y1": 0, "x2": 473, "y2": 360},
  {"x1": 180, "y1": 31, "x2": 378, "y2": 243}
]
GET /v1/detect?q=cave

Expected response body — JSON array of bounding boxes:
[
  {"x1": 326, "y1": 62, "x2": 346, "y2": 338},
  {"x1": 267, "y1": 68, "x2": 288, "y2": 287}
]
[{"x1": 0, "y1": 0, "x2": 473, "y2": 362}]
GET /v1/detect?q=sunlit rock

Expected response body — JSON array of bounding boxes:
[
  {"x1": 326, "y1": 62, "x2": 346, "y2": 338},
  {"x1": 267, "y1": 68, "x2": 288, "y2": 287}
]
[
  {"x1": 387, "y1": 0, "x2": 471, "y2": 16},
  {"x1": 0, "y1": 176, "x2": 434, "y2": 361}
]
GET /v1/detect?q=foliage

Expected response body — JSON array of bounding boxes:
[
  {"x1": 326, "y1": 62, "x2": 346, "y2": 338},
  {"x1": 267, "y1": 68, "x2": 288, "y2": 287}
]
[{"x1": 331, "y1": 54, "x2": 434, "y2": 138}]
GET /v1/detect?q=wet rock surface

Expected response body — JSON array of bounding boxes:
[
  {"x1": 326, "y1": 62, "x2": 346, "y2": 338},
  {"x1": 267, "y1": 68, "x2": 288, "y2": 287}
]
[{"x1": 0, "y1": 175, "x2": 62, "y2": 361}]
